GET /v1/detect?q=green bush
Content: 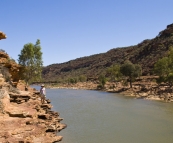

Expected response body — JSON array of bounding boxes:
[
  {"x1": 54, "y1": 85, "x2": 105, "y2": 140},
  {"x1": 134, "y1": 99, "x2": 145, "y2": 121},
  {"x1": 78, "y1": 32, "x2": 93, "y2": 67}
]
[
  {"x1": 79, "y1": 75, "x2": 87, "y2": 82},
  {"x1": 68, "y1": 77, "x2": 78, "y2": 84},
  {"x1": 98, "y1": 74, "x2": 106, "y2": 87}
]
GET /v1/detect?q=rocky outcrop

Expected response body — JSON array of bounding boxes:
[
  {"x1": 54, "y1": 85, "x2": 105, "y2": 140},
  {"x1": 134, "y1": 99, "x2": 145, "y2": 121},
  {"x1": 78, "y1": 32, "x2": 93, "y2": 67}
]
[
  {"x1": 106, "y1": 80, "x2": 173, "y2": 102},
  {"x1": 0, "y1": 31, "x2": 20, "y2": 84},
  {"x1": 0, "y1": 51, "x2": 21, "y2": 84},
  {"x1": 0, "y1": 31, "x2": 6, "y2": 40},
  {"x1": 0, "y1": 78, "x2": 66, "y2": 142}
]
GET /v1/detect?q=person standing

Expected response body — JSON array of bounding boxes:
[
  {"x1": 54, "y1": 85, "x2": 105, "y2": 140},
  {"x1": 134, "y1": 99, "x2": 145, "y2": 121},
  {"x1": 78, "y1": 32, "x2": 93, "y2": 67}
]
[{"x1": 40, "y1": 84, "x2": 46, "y2": 104}]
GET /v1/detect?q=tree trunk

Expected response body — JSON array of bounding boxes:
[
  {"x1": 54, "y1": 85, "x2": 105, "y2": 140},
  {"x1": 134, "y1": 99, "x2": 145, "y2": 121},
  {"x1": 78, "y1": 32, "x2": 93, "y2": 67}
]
[{"x1": 130, "y1": 78, "x2": 132, "y2": 88}]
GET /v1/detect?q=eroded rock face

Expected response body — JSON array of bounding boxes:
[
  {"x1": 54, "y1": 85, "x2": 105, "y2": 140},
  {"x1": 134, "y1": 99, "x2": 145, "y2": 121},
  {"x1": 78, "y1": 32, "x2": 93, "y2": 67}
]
[
  {"x1": 0, "y1": 51, "x2": 21, "y2": 84},
  {"x1": 0, "y1": 81, "x2": 66, "y2": 142},
  {"x1": 0, "y1": 31, "x2": 6, "y2": 40}
]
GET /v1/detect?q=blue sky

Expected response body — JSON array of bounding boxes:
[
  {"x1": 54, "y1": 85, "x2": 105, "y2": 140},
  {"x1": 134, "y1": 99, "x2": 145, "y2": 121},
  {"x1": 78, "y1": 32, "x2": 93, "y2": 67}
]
[{"x1": 0, "y1": 0, "x2": 173, "y2": 66}]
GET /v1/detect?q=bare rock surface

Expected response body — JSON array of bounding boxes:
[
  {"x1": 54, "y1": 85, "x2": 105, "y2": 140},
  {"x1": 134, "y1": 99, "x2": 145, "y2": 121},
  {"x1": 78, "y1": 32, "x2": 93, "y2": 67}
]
[
  {"x1": 0, "y1": 31, "x2": 6, "y2": 40},
  {"x1": 0, "y1": 83, "x2": 66, "y2": 143}
]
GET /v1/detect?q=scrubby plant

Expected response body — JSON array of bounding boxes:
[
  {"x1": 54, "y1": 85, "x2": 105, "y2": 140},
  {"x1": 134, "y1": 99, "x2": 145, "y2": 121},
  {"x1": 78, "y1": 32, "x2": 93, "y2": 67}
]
[
  {"x1": 120, "y1": 61, "x2": 142, "y2": 88},
  {"x1": 107, "y1": 64, "x2": 122, "y2": 82},
  {"x1": 68, "y1": 77, "x2": 78, "y2": 84},
  {"x1": 0, "y1": 66, "x2": 11, "y2": 82},
  {"x1": 79, "y1": 75, "x2": 87, "y2": 82},
  {"x1": 154, "y1": 46, "x2": 173, "y2": 87},
  {"x1": 98, "y1": 74, "x2": 107, "y2": 89}
]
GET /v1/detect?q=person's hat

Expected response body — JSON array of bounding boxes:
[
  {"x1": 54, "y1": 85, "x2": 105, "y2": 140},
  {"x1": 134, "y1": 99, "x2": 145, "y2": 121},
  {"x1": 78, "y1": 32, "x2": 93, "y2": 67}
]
[{"x1": 41, "y1": 84, "x2": 44, "y2": 87}]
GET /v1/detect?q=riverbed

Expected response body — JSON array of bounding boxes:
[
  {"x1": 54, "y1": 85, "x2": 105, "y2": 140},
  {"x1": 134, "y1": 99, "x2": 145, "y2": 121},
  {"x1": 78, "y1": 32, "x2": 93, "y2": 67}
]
[{"x1": 33, "y1": 86, "x2": 173, "y2": 143}]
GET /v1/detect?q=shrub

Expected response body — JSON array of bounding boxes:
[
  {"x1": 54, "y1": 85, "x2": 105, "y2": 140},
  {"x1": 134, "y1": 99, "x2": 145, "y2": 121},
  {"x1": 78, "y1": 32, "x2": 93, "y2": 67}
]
[
  {"x1": 79, "y1": 75, "x2": 87, "y2": 82},
  {"x1": 0, "y1": 66, "x2": 11, "y2": 82}
]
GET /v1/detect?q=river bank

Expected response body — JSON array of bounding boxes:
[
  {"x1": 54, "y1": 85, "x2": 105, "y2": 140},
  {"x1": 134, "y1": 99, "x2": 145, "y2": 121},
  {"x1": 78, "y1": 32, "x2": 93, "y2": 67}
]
[
  {"x1": 0, "y1": 79, "x2": 66, "y2": 142},
  {"x1": 45, "y1": 80, "x2": 173, "y2": 102},
  {"x1": 46, "y1": 87, "x2": 173, "y2": 143}
]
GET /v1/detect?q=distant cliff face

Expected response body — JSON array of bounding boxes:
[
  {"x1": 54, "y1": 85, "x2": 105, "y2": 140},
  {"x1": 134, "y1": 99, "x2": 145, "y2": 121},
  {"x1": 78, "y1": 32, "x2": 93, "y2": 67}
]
[{"x1": 42, "y1": 23, "x2": 173, "y2": 81}]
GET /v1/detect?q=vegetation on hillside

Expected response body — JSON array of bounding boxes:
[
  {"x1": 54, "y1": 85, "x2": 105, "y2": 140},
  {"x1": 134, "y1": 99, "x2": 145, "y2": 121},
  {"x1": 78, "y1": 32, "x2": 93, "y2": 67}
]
[
  {"x1": 42, "y1": 23, "x2": 173, "y2": 85},
  {"x1": 154, "y1": 46, "x2": 173, "y2": 87},
  {"x1": 120, "y1": 61, "x2": 142, "y2": 88}
]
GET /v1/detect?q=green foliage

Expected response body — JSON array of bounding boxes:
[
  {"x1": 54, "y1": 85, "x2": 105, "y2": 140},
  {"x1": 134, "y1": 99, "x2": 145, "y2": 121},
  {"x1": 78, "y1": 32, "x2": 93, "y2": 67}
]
[
  {"x1": 120, "y1": 61, "x2": 142, "y2": 88},
  {"x1": 0, "y1": 66, "x2": 10, "y2": 82},
  {"x1": 41, "y1": 24, "x2": 173, "y2": 81},
  {"x1": 107, "y1": 64, "x2": 122, "y2": 82},
  {"x1": 154, "y1": 57, "x2": 169, "y2": 77},
  {"x1": 98, "y1": 74, "x2": 106, "y2": 88},
  {"x1": 122, "y1": 80, "x2": 128, "y2": 86},
  {"x1": 68, "y1": 77, "x2": 78, "y2": 84},
  {"x1": 79, "y1": 75, "x2": 87, "y2": 82},
  {"x1": 18, "y1": 39, "x2": 43, "y2": 84},
  {"x1": 154, "y1": 47, "x2": 173, "y2": 86}
]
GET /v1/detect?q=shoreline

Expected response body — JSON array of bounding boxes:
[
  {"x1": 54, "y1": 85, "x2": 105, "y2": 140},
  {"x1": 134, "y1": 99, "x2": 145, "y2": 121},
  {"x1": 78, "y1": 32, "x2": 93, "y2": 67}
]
[{"x1": 44, "y1": 81, "x2": 173, "y2": 103}]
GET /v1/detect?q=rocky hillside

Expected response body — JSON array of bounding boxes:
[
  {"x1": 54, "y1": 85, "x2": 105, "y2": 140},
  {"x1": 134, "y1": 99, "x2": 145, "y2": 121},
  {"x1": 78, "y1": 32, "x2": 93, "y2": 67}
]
[{"x1": 43, "y1": 23, "x2": 173, "y2": 81}]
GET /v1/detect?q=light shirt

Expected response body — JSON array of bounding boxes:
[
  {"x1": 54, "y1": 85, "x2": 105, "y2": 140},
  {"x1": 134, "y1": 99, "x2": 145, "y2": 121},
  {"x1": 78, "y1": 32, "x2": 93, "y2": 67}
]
[{"x1": 40, "y1": 87, "x2": 46, "y2": 96}]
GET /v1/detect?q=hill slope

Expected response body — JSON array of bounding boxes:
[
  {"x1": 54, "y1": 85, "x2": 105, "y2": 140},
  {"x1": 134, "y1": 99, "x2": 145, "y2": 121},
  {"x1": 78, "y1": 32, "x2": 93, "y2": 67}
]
[{"x1": 42, "y1": 23, "x2": 173, "y2": 81}]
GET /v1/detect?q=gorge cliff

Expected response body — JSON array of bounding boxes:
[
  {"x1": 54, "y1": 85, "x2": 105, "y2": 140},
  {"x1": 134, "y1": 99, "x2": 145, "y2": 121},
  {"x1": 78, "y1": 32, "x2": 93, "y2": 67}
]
[{"x1": 42, "y1": 23, "x2": 173, "y2": 82}]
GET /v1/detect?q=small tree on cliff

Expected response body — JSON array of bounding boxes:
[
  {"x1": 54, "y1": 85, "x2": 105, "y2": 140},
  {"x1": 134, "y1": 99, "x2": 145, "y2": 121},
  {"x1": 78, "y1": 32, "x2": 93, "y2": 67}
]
[
  {"x1": 120, "y1": 61, "x2": 142, "y2": 88},
  {"x1": 18, "y1": 39, "x2": 43, "y2": 85}
]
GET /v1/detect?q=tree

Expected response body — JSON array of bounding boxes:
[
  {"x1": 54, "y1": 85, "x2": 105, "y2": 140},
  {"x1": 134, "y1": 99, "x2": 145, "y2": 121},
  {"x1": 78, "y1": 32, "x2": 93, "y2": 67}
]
[
  {"x1": 18, "y1": 39, "x2": 43, "y2": 85},
  {"x1": 79, "y1": 75, "x2": 87, "y2": 82},
  {"x1": 68, "y1": 77, "x2": 78, "y2": 84},
  {"x1": 97, "y1": 74, "x2": 107, "y2": 89},
  {"x1": 120, "y1": 61, "x2": 142, "y2": 88},
  {"x1": 107, "y1": 64, "x2": 122, "y2": 82},
  {"x1": 154, "y1": 47, "x2": 173, "y2": 87},
  {"x1": 153, "y1": 57, "x2": 168, "y2": 85}
]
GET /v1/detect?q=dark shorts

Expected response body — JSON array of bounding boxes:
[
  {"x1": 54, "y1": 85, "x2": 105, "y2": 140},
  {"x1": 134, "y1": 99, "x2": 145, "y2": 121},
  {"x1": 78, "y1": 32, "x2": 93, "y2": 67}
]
[{"x1": 40, "y1": 94, "x2": 46, "y2": 99}]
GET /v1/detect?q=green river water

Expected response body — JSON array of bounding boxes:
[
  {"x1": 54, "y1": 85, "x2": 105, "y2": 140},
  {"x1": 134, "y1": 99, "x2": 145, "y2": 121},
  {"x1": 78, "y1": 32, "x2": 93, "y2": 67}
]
[{"x1": 33, "y1": 86, "x2": 173, "y2": 143}]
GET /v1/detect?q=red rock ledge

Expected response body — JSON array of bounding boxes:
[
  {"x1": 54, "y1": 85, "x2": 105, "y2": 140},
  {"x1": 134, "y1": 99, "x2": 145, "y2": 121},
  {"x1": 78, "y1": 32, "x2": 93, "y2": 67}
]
[{"x1": 0, "y1": 82, "x2": 66, "y2": 143}]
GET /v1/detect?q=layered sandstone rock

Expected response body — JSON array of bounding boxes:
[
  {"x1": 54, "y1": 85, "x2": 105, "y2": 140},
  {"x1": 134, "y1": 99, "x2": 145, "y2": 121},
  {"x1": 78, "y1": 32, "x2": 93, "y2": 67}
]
[
  {"x1": 0, "y1": 79, "x2": 66, "y2": 142},
  {"x1": 0, "y1": 31, "x2": 6, "y2": 40},
  {"x1": 0, "y1": 51, "x2": 21, "y2": 84}
]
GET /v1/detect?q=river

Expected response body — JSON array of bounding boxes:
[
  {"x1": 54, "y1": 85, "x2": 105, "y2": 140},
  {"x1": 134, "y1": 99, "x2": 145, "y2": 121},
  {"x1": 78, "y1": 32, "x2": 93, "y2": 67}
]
[{"x1": 33, "y1": 86, "x2": 173, "y2": 143}]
